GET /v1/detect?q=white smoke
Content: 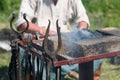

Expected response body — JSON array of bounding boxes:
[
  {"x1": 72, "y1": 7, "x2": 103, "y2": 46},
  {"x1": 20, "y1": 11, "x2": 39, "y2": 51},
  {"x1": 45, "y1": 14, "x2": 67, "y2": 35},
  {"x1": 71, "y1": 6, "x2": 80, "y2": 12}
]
[
  {"x1": 0, "y1": 28, "x2": 17, "y2": 52},
  {"x1": 0, "y1": 41, "x2": 11, "y2": 51}
]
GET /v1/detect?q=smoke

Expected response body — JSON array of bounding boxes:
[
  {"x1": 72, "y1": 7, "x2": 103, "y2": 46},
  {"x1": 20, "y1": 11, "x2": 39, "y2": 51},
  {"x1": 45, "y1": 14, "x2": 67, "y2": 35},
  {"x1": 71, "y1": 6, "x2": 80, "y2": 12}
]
[
  {"x1": 0, "y1": 28, "x2": 103, "y2": 57},
  {"x1": 0, "y1": 28, "x2": 18, "y2": 52},
  {"x1": 61, "y1": 29, "x2": 103, "y2": 58},
  {"x1": 0, "y1": 28, "x2": 17, "y2": 41}
]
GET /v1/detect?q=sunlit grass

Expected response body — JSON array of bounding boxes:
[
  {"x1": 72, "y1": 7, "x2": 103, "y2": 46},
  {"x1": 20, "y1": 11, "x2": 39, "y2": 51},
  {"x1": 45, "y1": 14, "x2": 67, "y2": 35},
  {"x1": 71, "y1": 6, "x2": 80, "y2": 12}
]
[
  {"x1": 101, "y1": 59, "x2": 120, "y2": 80},
  {"x1": 0, "y1": 52, "x2": 11, "y2": 80},
  {"x1": 0, "y1": 52, "x2": 11, "y2": 67}
]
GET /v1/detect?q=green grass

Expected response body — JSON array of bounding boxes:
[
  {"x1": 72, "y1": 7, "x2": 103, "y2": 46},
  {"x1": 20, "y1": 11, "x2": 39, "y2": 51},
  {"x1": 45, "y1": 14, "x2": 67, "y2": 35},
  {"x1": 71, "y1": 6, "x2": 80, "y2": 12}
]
[
  {"x1": 0, "y1": 53, "x2": 11, "y2": 67},
  {"x1": 0, "y1": 0, "x2": 120, "y2": 29},
  {"x1": 83, "y1": 0, "x2": 120, "y2": 29},
  {"x1": 0, "y1": 53, "x2": 11, "y2": 80},
  {"x1": 101, "y1": 59, "x2": 120, "y2": 80}
]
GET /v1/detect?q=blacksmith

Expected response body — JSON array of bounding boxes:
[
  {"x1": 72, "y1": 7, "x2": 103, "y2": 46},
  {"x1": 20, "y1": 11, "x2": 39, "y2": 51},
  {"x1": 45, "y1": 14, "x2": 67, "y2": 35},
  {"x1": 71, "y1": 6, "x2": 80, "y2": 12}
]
[{"x1": 15, "y1": 0, "x2": 103, "y2": 80}]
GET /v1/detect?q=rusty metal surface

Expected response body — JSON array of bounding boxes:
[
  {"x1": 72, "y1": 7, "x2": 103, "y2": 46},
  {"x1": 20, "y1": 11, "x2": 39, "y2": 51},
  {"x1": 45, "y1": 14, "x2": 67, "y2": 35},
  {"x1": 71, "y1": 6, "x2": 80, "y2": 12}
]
[
  {"x1": 54, "y1": 51, "x2": 120, "y2": 67},
  {"x1": 29, "y1": 35, "x2": 120, "y2": 67},
  {"x1": 76, "y1": 36, "x2": 120, "y2": 56},
  {"x1": 42, "y1": 32, "x2": 120, "y2": 58},
  {"x1": 97, "y1": 28, "x2": 120, "y2": 37},
  {"x1": 18, "y1": 40, "x2": 43, "y2": 58},
  {"x1": 29, "y1": 30, "x2": 120, "y2": 64},
  {"x1": 19, "y1": 38, "x2": 120, "y2": 67},
  {"x1": 17, "y1": 28, "x2": 120, "y2": 64}
]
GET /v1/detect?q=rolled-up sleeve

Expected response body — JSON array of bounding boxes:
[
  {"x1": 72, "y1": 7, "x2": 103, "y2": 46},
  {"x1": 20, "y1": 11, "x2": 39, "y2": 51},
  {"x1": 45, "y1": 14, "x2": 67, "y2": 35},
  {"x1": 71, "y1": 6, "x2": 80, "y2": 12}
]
[
  {"x1": 15, "y1": 0, "x2": 36, "y2": 28},
  {"x1": 72, "y1": 0, "x2": 90, "y2": 26}
]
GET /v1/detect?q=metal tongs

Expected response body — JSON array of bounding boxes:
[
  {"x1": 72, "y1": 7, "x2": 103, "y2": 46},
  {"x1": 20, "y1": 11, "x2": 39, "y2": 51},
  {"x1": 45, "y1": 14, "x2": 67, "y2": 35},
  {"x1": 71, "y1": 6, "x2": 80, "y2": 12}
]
[{"x1": 43, "y1": 20, "x2": 62, "y2": 62}]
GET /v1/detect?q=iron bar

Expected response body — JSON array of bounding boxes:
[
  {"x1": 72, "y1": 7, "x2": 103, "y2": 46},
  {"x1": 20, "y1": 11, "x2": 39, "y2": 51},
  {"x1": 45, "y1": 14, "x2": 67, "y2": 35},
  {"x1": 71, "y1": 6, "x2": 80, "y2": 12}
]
[
  {"x1": 54, "y1": 51, "x2": 120, "y2": 67},
  {"x1": 56, "y1": 66, "x2": 61, "y2": 80}
]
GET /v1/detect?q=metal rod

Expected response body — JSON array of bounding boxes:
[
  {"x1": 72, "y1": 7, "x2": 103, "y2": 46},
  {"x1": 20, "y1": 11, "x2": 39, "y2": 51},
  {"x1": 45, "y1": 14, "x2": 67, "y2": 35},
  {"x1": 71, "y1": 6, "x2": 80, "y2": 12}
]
[
  {"x1": 79, "y1": 61, "x2": 93, "y2": 80},
  {"x1": 54, "y1": 51, "x2": 120, "y2": 67},
  {"x1": 56, "y1": 66, "x2": 61, "y2": 80},
  {"x1": 17, "y1": 51, "x2": 22, "y2": 80},
  {"x1": 40, "y1": 59, "x2": 44, "y2": 80},
  {"x1": 46, "y1": 61, "x2": 51, "y2": 80}
]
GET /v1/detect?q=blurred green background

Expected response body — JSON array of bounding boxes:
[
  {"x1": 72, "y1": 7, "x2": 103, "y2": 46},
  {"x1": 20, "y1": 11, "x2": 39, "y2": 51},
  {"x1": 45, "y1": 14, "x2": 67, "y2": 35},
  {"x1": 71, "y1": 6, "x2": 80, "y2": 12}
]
[
  {"x1": 0, "y1": 0, "x2": 120, "y2": 80},
  {"x1": 0, "y1": 0, "x2": 120, "y2": 29},
  {"x1": 83, "y1": 0, "x2": 120, "y2": 29}
]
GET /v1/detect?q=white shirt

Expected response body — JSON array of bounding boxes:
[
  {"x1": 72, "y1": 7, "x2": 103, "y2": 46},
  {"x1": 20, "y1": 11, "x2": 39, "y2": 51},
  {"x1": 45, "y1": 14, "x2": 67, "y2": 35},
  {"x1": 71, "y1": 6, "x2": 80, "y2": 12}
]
[{"x1": 15, "y1": 0, "x2": 89, "y2": 32}]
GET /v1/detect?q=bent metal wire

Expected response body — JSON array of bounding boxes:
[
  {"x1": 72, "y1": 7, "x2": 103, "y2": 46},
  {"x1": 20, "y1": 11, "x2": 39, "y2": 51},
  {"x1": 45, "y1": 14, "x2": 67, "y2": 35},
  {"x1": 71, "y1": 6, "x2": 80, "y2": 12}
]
[{"x1": 8, "y1": 13, "x2": 62, "y2": 80}]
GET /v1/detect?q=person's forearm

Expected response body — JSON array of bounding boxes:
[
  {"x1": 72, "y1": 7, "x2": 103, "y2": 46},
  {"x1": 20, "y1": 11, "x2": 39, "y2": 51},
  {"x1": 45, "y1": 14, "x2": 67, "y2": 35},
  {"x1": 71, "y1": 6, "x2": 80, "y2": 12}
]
[
  {"x1": 17, "y1": 22, "x2": 57, "y2": 35},
  {"x1": 77, "y1": 21, "x2": 88, "y2": 30},
  {"x1": 17, "y1": 22, "x2": 45, "y2": 34}
]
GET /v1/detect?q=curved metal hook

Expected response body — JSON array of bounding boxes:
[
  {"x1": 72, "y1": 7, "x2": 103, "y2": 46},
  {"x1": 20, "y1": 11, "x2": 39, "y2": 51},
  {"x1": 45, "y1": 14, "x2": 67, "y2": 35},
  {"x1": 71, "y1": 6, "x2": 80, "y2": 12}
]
[
  {"x1": 43, "y1": 20, "x2": 62, "y2": 61},
  {"x1": 10, "y1": 13, "x2": 29, "y2": 34}
]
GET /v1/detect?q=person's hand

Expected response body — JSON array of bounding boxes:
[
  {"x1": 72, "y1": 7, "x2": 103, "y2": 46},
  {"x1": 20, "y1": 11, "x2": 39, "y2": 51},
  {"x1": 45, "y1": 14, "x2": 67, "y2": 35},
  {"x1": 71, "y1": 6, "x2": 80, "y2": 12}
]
[
  {"x1": 39, "y1": 27, "x2": 46, "y2": 35},
  {"x1": 78, "y1": 26, "x2": 88, "y2": 31},
  {"x1": 77, "y1": 21, "x2": 88, "y2": 31},
  {"x1": 39, "y1": 27, "x2": 57, "y2": 36},
  {"x1": 49, "y1": 30, "x2": 57, "y2": 36}
]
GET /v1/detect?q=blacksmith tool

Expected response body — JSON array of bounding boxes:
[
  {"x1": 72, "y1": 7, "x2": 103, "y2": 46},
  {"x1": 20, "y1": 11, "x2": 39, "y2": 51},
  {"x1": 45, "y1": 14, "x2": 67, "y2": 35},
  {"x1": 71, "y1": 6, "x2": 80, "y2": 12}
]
[
  {"x1": 9, "y1": 13, "x2": 29, "y2": 80},
  {"x1": 8, "y1": 39, "x2": 21, "y2": 80},
  {"x1": 43, "y1": 19, "x2": 62, "y2": 62},
  {"x1": 42, "y1": 20, "x2": 62, "y2": 80},
  {"x1": 10, "y1": 13, "x2": 29, "y2": 40}
]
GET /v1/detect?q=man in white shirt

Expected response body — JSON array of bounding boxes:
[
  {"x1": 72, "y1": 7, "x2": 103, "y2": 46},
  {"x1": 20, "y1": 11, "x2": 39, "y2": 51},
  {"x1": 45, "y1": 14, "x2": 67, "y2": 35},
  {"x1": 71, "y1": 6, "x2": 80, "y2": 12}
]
[
  {"x1": 15, "y1": 0, "x2": 89, "y2": 35},
  {"x1": 15, "y1": 0, "x2": 102, "y2": 80}
]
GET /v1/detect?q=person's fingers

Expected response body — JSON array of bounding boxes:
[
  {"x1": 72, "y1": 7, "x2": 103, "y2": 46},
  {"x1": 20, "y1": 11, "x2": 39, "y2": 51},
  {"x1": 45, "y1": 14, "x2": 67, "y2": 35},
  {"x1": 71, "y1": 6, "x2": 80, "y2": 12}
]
[
  {"x1": 78, "y1": 26, "x2": 88, "y2": 31},
  {"x1": 49, "y1": 30, "x2": 57, "y2": 35},
  {"x1": 39, "y1": 27, "x2": 57, "y2": 36},
  {"x1": 39, "y1": 27, "x2": 46, "y2": 35}
]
